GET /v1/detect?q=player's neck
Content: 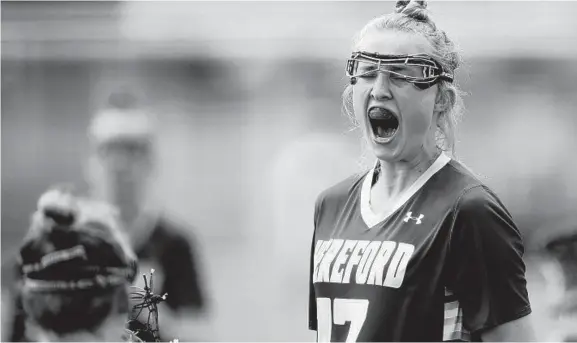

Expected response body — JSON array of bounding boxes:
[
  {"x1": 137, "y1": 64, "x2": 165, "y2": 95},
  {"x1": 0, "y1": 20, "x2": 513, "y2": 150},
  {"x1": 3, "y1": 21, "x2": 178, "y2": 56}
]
[
  {"x1": 105, "y1": 195, "x2": 158, "y2": 235},
  {"x1": 373, "y1": 148, "x2": 440, "y2": 199},
  {"x1": 125, "y1": 208, "x2": 157, "y2": 239}
]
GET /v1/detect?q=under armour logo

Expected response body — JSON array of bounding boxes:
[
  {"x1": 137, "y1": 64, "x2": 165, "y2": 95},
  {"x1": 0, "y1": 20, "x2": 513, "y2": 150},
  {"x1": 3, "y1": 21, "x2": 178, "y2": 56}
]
[{"x1": 403, "y1": 211, "x2": 424, "y2": 225}]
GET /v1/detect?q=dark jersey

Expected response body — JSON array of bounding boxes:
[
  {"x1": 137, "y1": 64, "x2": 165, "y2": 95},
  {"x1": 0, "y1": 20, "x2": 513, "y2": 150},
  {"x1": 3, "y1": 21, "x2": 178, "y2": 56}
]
[
  {"x1": 134, "y1": 216, "x2": 206, "y2": 312},
  {"x1": 308, "y1": 154, "x2": 531, "y2": 342},
  {"x1": 130, "y1": 216, "x2": 207, "y2": 342}
]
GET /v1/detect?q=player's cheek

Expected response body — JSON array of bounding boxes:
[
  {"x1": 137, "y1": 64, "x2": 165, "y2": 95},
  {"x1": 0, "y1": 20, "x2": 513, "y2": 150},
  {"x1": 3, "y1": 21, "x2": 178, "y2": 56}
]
[
  {"x1": 400, "y1": 96, "x2": 434, "y2": 138},
  {"x1": 352, "y1": 86, "x2": 371, "y2": 127},
  {"x1": 417, "y1": 96, "x2": 438, "y2": 137}
]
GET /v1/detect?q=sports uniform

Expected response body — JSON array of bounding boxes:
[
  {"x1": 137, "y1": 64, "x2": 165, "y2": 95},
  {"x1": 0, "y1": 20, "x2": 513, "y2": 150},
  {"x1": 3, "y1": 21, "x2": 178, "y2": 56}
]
[{"x1": 309, "y1": 154, "x2": 531, "y2": 341}]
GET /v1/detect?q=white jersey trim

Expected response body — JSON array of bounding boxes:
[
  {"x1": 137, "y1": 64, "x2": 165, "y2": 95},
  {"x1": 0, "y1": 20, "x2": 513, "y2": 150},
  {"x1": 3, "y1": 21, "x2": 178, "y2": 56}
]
[{"x1": 360, "y1": 153, "x2": 451, "y2": 229}]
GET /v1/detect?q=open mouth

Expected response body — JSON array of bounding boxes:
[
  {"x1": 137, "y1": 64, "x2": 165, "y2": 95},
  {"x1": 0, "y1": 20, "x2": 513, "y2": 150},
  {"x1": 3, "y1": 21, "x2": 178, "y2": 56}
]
[{"x1": 368, "y1": 107, "x2": 399, "y2": 141}]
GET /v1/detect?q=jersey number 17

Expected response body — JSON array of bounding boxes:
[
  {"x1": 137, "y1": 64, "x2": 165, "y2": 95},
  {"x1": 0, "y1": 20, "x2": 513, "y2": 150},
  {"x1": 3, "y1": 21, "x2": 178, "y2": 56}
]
[{"x1": 316, "y1": 298, "x2": 369, "y2": 342}]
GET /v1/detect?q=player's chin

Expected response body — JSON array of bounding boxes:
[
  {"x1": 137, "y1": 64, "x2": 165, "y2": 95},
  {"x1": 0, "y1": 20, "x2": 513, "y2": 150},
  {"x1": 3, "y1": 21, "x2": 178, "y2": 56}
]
[
  {"x1": 367, "y1": 132, "x2": 404, "y2": 162},
  {"x1": 372, "y1": 145, "x2": 402, "y2": 163}
]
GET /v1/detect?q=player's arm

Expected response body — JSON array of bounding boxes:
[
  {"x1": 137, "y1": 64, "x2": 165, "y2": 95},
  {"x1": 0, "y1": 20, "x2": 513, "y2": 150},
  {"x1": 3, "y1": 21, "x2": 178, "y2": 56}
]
[
  {"x1": 446, "y1": 185, "x2": 536, "y2": 342},
  {"x1": 309, "y1": 193, "x2": 324, "y2": 333},
  {"x1": 161, "y1": 234, "x2": 213, "y2": 341},
  {"x1": 481, "y1": 314, "x2": 536, "y2": 342},
  {"x1": 309, "y1": 233, "x2": 318, "y2": 332},
  {"x1": 164, "y1": 236, "x2": 206, "y2": 311}
]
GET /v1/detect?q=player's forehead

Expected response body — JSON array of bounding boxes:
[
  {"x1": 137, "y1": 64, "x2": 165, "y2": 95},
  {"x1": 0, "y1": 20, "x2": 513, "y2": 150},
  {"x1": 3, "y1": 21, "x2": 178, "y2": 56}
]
[
  {"x1": 356, "y1": 29, "x2": 434, "y2": 57},
  {"x1": 90, "y1": 109, "x2": 156, "y2": 153},
  {"x1": 90, "y1": 109, "x2": 155, "y2": 141}
]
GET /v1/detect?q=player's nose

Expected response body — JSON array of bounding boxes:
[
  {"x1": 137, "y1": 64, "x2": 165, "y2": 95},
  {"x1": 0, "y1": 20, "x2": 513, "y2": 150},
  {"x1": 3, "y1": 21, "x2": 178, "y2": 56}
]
[{"x1": 370, "y1": 73, "x2": 393, "y2": 100}]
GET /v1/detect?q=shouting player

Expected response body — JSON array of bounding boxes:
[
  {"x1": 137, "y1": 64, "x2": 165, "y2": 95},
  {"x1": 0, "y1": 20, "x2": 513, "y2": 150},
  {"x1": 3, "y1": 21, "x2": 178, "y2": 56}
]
[{"x1": 308, "y1": 1, "x2": 535, "y2": 341}]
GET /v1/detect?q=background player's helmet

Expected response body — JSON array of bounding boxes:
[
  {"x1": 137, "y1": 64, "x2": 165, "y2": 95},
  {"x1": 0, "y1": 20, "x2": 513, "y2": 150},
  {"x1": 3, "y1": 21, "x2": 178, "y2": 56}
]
[
  {"x1": 19, "y1": 188, "x2": 138, "y2": 291},
  {"x1": 18, "y1": 188, "x2": 138, "y2": 337}
]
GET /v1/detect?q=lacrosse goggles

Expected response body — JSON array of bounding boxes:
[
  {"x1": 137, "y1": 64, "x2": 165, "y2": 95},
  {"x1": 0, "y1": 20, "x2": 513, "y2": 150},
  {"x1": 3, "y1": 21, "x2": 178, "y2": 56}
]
[{"x1": 345, "y1": 51, "x2": 454, "y2": 90}]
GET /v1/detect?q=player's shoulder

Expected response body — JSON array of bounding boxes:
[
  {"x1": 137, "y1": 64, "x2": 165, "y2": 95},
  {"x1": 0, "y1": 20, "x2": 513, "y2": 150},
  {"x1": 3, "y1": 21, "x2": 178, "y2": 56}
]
[
  {"x1": 436, "y1": 159, "x2": 482, "y2": 191},
  {"x1": 152, "y1": 215, "x2": 199, "y2": 249},
  {"x1": 315, "y1": 171, "x2": 368, "y2": 211},
  {"x1": 443, "y1": 159, "x2": 508, "y2": 214}
]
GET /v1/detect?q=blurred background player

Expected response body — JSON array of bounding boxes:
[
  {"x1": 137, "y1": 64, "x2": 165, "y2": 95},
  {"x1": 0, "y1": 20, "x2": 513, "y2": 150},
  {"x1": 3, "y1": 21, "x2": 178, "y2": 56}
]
[
  {"x1": 85, "y1": 90, "x2": 211, "y2": 341},
  {"x1": 17, "y1": 188, "x2": 137, "y2": 342},
  {"x1": 309, "y1": 1, "x2": 534, "y2": 341}
]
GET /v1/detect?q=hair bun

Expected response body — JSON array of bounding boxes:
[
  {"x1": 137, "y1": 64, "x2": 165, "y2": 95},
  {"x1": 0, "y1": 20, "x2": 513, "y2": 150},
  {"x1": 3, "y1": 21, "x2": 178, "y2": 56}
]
[
  {"x1": 37, "y1": 188, "x2": 79, "y2": 227},
  {"x1": 395, "y1": 0, "x2": 429, "y2": 21},
  {"x1": 395, "y1": 0, "x2": 427, "y2": 12}
]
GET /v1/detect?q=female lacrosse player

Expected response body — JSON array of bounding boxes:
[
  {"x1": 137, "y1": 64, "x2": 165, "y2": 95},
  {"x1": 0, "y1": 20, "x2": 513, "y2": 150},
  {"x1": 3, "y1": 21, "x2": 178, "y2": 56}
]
[
  {"x1": 17, "y1": 188, "x2": 139, "y2": 342},
  {"x1": 308, "y1": 1, "x2": 535, "y2": 341}
]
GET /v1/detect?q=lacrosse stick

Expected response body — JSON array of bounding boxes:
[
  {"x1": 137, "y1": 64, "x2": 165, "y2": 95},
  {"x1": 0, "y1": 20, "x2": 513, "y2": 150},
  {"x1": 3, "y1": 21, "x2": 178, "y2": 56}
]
[{"x1": 126, "y1": 269, "x2": 168, "y2": 342}]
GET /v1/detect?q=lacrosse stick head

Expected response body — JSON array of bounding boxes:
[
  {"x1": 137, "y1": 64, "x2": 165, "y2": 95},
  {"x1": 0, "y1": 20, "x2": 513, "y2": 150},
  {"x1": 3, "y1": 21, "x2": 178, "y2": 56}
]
[{"x1": 126, "y1": 269, "x2": 169, "y2": 342}]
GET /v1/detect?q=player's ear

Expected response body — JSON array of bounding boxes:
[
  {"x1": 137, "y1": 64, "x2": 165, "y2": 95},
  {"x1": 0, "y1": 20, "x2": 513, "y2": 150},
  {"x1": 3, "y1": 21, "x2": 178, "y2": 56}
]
[{"x1": 433, "y1": 85, "x2": 455, "y2": 115}]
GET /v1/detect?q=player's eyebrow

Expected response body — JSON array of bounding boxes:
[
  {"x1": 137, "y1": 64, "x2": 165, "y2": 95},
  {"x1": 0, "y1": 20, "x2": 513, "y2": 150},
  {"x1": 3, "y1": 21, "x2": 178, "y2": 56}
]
[
  {"x1": 388, "y1": 65, "x2": 409, "y2": 72},
  {"x1": 357, "y1": 61, "x2": 378, "y2": 70}
]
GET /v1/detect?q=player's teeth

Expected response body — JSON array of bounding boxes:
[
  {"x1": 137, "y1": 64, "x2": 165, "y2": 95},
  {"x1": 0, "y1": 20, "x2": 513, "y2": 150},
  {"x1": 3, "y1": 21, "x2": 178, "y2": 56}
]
[{"x1": 378, "y1": 126, "x2": 384, "y2": 136}]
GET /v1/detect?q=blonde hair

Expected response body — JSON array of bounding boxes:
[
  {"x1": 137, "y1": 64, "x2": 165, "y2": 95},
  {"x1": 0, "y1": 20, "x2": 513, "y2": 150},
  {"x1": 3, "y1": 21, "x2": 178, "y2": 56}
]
[{"x1": 342, "y1": 0, "x2": 466, "y2": 169}]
